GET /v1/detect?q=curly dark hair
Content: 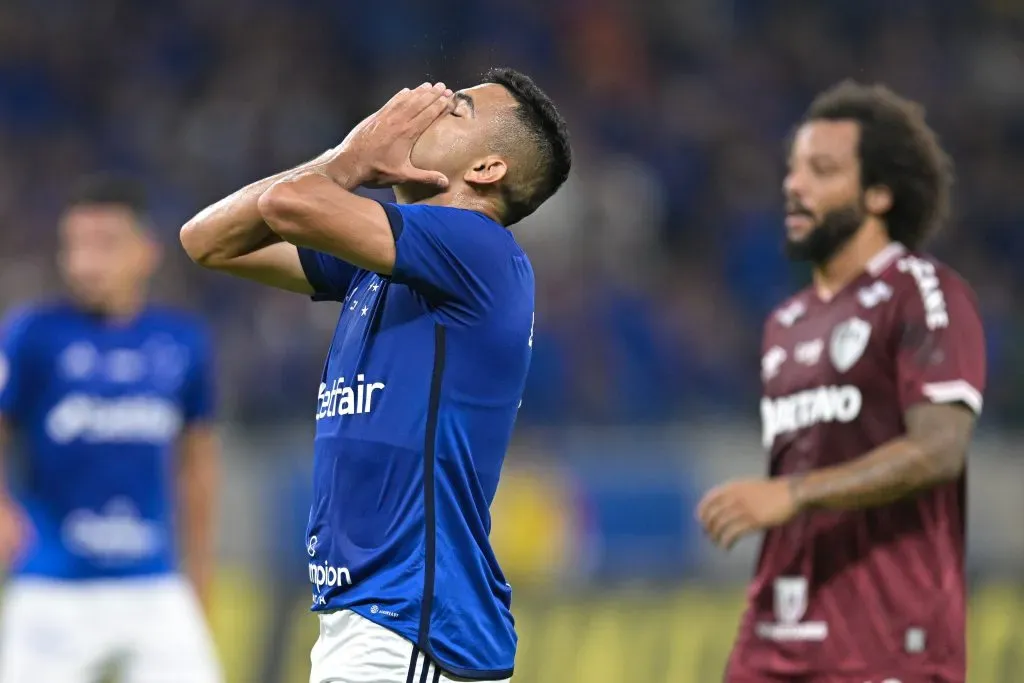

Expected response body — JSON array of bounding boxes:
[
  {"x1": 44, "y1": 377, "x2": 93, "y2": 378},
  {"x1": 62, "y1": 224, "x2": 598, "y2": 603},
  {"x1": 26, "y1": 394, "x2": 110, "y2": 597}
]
[
  {"x1": 482, "y1": 67, "x2": 572, "y2": 225},
  {"x1": 804, "y1": 80, "x2": 953, "y2": 249}
]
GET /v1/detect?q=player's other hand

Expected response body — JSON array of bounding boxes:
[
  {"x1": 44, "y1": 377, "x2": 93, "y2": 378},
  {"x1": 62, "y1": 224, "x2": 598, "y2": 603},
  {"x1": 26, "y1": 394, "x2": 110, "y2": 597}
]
[
  {"x1": 329, "y1": 82, "x2": 453, "y2": 189},
  {"x1": 0, "y1": 496, "x2": 32, "y2": 567},
  {"x1": 696, "y1": 478, "x2": 797, "y2": 550}
]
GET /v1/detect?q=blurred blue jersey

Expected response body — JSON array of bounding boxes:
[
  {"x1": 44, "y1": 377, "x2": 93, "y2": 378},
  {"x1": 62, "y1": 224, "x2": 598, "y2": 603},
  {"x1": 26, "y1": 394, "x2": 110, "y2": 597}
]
[
  {"x1": 298, "y1": 203, "x2": 534, "y2": 679},
  {"x1": 0, "y1": 303, "x2": 215, "y2": 580}
]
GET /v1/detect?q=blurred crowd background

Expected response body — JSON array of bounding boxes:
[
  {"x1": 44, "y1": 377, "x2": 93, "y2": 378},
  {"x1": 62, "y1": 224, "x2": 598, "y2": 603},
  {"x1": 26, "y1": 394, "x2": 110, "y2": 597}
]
[{"x1": 3, "y1": 0, "x2": 1024, "y2": 681}]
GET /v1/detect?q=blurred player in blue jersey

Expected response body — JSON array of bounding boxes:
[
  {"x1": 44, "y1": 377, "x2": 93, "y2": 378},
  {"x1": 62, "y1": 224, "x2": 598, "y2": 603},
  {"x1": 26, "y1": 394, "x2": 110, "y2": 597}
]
[
  {"x1": 181, "y1": 69, "x2": 570, "y2": 683},
  {"x1": 0, "y1": 176, "x2": 222, "y2": 683}
]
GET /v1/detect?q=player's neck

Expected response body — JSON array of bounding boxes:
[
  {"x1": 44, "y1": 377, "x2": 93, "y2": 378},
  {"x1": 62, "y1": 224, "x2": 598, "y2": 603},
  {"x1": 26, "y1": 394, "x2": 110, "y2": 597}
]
[
  {"x1": 82, "y1": 291, "x2": 148, "y2": 325},
  {"x1": 813, "y1": 222, "x2": 893, "y2": 300},
  {"x1": 394, "y1": 184, "x2": 502, "y2": 224}
]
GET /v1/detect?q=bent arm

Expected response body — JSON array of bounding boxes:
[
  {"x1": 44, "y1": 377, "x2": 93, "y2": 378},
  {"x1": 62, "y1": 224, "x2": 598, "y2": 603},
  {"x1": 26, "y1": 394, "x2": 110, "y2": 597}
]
[
  {"x1": 257, "y1": 159, "x2": 397, "y2": 275},
  {"x1": 180, "y1": 153, "x2": 339, "y2": 293}
]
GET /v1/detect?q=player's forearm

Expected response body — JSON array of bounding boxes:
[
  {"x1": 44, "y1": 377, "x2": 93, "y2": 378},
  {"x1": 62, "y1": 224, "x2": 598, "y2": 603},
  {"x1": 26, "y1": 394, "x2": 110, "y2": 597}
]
[
  {"x1": 788, "y1": 403, "x2": 972, "y2": 511},
  {"x1": 789, "y1": 437, "x2": 967, "y2": 511},
  {"x1": 787, "y1": 439, "x2": 939, "y2": 510},
  {"x1": 258, "y1": 151, "x2": 362, "y2": 224},
  {"x1": 180, "y1": 151, "x2": 337, "y2": 267},
  {"x1": 258, "y1": 156, "x2": 397, "y2": 274},
  {"x1": 182, "y1": 540, "x2": 214, "y2": 605},
  {"x1": 257, "y1": 170, "x2": 359, "y2": 247}
]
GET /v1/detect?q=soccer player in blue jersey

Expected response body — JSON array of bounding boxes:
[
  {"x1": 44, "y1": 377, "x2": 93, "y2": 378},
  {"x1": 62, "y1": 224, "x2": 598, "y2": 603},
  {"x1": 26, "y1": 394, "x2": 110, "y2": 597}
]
[
  {"x1": 181, "y1": 69, "x2": 570, "y2": 683},
  {"x1": 0, "y1": 176, "x2": 222, "y2": 683}
]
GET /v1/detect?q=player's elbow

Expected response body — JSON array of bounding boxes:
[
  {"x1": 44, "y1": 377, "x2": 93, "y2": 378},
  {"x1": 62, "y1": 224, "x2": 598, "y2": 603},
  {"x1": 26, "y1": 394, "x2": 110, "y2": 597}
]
[
  {"x1": 906, "y1": 403, "x2": 975, "y2": 485},
  {"x1": 919, "y1": 435, "x2": 967, "y2": 484},
  {"x1": 179, "y1": 219, "x2": 219, "y2": 268},
  {"x1": 258, "y1": 180, "x2": 310, "y2": 243}
]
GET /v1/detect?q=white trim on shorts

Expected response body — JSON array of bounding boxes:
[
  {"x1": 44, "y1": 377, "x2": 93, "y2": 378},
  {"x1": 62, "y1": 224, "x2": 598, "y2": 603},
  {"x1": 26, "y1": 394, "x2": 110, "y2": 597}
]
[{"x1": 310, "y1": 610, "x2": 511, "y2": 683}]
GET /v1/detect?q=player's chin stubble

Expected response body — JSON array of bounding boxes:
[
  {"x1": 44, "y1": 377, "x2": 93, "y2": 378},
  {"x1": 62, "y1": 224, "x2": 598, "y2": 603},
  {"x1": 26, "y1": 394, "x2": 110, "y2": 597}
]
[{"x1": 784, "y1": 203, "x2": 866, "y2": 266}]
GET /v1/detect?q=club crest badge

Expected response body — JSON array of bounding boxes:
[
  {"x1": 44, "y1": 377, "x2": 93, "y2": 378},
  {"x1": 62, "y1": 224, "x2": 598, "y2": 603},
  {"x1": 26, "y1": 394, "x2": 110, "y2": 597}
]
[
  {"x1": 829, "y1": 317, "x2": 872, "y2": 373},
  {"x1": 773, "y1": 576, "x2": 808, "y2": 625}
]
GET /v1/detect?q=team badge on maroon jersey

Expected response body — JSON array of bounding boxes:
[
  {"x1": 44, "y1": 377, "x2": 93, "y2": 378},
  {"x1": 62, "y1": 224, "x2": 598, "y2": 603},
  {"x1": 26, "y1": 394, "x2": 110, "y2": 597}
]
[
  {"x1": 773, "y1": 576, "x2": 808, "y2": 625},
  {"x1": 828, "y1": 317, "x2": 871, "y2": 373}
]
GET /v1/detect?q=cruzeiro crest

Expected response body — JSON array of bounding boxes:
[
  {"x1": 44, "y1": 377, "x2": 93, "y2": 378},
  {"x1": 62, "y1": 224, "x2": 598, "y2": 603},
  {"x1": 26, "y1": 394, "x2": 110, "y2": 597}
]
[{"x1": 829, "y1": 317, "x2": 872, "y2": 373}]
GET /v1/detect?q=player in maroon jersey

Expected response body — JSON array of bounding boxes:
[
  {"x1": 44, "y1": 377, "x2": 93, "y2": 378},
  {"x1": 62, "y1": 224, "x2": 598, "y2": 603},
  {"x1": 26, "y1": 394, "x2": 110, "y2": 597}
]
[{"x1": 697, "y1": 81, "x2": 985, "y2": 683}]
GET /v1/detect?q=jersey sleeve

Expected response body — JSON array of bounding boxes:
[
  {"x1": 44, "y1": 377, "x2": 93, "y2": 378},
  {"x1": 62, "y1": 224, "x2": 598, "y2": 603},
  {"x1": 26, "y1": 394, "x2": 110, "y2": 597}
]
[
  {"x1": 383, "y1": 202, "x2": 518, "y2": 323},
  {"x1": 0, "y1": 308, "x2": 36, "y2": 424},
  {"x1": 182, "y1": 323, "x2": 217, "y2": 424},
  {"x1": 894, "y1": 267, "x2": 986, "y2": 415},
  {"x1": 297, "y1": 247, "x2": 360, "y2": 302}
]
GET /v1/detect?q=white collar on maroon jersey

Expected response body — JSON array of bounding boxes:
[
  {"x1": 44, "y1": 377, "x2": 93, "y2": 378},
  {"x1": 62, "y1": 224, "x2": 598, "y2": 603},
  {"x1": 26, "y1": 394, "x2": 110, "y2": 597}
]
[{"x1": 866, "y1": 242, "x2": 906, "y2": 277}]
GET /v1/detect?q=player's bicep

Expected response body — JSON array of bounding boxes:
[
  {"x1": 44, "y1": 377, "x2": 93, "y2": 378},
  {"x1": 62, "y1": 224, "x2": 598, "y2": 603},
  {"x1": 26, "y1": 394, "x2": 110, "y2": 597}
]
[
  {"x1": 176, "y1": 424, "x2": 220, "y2": 518},
  {"x1": 258, "y1": 174, "x2": 397, "y2": 276},
  {"x1": 178, "y1": 423, "x2": 219, "y2": 469},
  {"x1": 904, "y1": 402, "x2": 976, "y2": 475}
]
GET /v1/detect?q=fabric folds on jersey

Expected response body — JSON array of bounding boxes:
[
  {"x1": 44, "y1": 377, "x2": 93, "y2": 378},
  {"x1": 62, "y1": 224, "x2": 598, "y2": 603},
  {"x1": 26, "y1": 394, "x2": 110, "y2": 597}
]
[{"x1": 298, "y1": 202, "x2": 533, "y2": 679}]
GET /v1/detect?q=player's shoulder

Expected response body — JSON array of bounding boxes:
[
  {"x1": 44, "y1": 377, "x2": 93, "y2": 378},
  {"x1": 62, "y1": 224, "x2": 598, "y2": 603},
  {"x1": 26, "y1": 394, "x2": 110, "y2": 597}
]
[
  {"x1": 765, "y1": 289, "x2": 814, "y2": 334},
  {"x1": 876, "y1": 246, "x2": 966, "y2": 284},
  {"x1": 856, "y1": 245, "x2": 979, "y2": 339},
  {"x1": 875, "y1": 247, "x2": 979, "y2": 312},
  {"x1": 1, "y1": 300, "x2": 77, "y2": 340}
]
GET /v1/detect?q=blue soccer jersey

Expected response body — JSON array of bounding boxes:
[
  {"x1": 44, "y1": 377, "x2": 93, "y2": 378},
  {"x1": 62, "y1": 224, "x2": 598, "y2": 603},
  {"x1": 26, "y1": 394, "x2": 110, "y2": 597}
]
[
  {"x1": 298, "y1": 203, "x2": 534, "y2": 679},
  {"x1": 0, "y1": 303, "x2": 215, "y2": 579}
]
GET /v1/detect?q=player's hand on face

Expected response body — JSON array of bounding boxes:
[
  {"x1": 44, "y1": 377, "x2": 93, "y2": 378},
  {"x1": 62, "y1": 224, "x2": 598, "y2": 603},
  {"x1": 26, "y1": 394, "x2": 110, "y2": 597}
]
[
  {"x1": 696, "y1": 478, "x2": 798, "y2": 550},
  {"x1": 330, "y1": 82, "x2": 453, "y2": 189},
  {"x1": 0, "y1": 497, "x2": 33, "y2": 567}
]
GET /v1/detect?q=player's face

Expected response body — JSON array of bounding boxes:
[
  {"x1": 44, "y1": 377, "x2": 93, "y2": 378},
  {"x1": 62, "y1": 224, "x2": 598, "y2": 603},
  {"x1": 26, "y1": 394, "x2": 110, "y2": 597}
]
[
  {"x1": 58, "y1": 205, "x2": 158, "y2": 312},
  {"x1": 783, "y1": 120, "x2": 866, "y2": 263},
  {"x1": 406, "y1": 83, "x2": 515, "y2": 195}
]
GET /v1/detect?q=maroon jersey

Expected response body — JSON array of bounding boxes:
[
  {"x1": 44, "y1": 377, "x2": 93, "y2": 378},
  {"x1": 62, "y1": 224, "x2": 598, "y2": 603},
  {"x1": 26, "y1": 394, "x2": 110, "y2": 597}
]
[{"x1": 727, "y1": 244, "x2": 986, "y2": 682}]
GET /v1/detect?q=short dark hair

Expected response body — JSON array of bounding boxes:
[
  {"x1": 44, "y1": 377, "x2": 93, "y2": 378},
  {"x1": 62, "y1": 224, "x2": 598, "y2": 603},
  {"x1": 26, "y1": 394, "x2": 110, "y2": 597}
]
[
  {"x1": 68, "y1": 173, "x2": 149, "y2": 216},
  {"x1": 803, "y1": 81, "x2": 953, "y2": 249},
  {"x1": 482, "y1": 67, "x2": 572, "y2": 225}
]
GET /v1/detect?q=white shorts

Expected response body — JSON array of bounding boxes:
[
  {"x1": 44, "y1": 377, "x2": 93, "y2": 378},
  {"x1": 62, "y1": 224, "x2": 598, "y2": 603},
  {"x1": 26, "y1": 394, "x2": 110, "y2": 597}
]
[
  {"x1": 310, "y1": 610, "x2": 512, "y2": 683},
  {"x1": 0, "y1": 575, "x2": 221, "y2": 683}
]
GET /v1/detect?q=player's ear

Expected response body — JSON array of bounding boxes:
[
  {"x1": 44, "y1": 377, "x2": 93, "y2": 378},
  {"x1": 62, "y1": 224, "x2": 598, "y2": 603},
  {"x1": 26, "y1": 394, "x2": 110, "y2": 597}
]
[
  {"x1": 464, "y1": 155, "x2": 507, "y2": 186},
  {"x1": 864, "y1": 185, "x2": 893, "y2": 216}
]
